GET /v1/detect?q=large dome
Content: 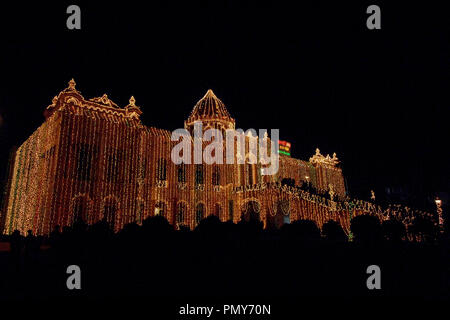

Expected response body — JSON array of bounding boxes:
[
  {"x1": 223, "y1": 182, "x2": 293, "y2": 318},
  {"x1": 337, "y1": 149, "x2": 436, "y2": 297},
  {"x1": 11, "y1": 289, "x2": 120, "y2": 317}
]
[{"x1": 185, "y1": 89, "x2": 235, "y2": 131}]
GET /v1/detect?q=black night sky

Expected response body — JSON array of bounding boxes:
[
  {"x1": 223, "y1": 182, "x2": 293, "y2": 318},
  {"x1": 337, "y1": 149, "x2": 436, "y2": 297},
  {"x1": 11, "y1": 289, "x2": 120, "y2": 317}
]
[{"x1": 0, "y1": 1, "x2": 448, "y2": 206}]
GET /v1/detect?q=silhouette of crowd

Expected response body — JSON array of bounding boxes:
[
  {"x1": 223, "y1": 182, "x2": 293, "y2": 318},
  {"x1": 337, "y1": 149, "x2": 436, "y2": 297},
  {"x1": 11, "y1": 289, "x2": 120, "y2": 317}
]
[{"x1": 0, "y1": 207, "x2": 449, "y2": 299}]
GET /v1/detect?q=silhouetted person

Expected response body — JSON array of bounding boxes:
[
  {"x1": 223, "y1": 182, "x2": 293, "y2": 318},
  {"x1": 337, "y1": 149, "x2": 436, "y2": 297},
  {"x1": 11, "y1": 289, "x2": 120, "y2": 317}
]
[
  {"x1": 322, "y1": 220, "x2": 348, "y2": 242},
  {"x1": 195, "y1": 215, "x2": 221, "y2": 234},
  {"x1": 23, "y1": 229, "x2": 39, "y2": 268},
  {"x1": 142, "y1": 215, "x2": 173, "y2": 237},
  {"x1": 9, "y1": 230, "x2": 23, "y2": 270},
  {"x1": 10, "y1": 230, "x2": 22, "y2": 254},
  {"x1": 73, "y1": 219, "x2": 88, "y2": 235}
]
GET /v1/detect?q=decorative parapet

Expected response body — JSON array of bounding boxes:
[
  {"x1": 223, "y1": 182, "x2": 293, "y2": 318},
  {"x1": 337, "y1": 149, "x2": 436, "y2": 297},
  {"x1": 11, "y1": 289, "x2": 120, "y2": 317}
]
[
  {"x1": 232, "y1": 181, "x2": 433, "y2": 227},
  {"x1": 45, "y1": 79, "x2": 143, "y2": 121},
  {"x1": 309, "y1": 148, "x2": 340, "y2": 167},
  {"x1": 232, "y1": 182, "x2": 268, "y2": 193}
]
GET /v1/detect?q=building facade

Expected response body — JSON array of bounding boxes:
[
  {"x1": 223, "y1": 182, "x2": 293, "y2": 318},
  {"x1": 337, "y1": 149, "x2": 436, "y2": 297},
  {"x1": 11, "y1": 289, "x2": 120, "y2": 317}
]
[{"x1": 2, "y1": 80, "x2": 350, "y2": 235}]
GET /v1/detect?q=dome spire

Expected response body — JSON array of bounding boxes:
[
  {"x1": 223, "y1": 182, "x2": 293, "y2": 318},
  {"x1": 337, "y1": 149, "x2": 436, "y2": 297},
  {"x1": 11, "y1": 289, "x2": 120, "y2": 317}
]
[
  {"x1": 129, "y1": 96, "x2": 136, "y2": 106},
  {"x1": 68, "y1": 78, "x2": 76, "y2": 90},
  {"x1": 125, "y1": 95, "x2": 142, "y2": 118},
  {"x1": 185, "y1": 89, "x2": 235, "y2": 131}
]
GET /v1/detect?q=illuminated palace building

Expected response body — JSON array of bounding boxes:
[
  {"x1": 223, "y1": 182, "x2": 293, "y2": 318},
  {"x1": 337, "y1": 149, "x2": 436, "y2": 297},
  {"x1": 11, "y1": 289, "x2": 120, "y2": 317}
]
[{"x1": 3, "y1": 80, "x2": 350, "y2": 235}]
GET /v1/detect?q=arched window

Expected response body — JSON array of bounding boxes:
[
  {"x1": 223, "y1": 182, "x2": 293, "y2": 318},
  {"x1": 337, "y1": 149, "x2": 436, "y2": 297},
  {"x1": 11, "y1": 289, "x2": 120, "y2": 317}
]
[
  {"x1": 72, "y1": 196, "x2": 88, "y2": 224},
  {"x1": 157, "y1": 158, "x2": 167, "y2": 181},
  {"x1": 195, "y1": 203, "x2": 204, "y2": 224},
  {"x1": 195, "y1": 164, "x2": 204, "y2": 185},
  {"x1": 72, "y1": 195, "x2": 93, "y2": 224},
  {"x1": 106, "y1": 149, "x2": 122, "y2": 183},
  {"x1": 277, "y1": 200, "x2": 291, "y2": 225},
  {"x1": 177, "y1": 163, "x2": 186, "y2": 183},
  {"x1": 77, "y1": 144, "x2": 97, "y2": 181},
  {"x1": 212, "y1": 166, "x2": 220, "y2": 185},
  {"x1": 76, "y1": 144, "x2": 91, "y2": 181},
  {"x1": 176, "y1": 202, "x2": 187, "y2": 225},
  {"x1": 241, "y1": 200, "x2": 261, "y2": 222},
  {"x1": 155, "y1": 201, "x2": 167, "y2": 219},
  {"x1": 214, "y1": 203, "x2": 222, "y2": 218}
]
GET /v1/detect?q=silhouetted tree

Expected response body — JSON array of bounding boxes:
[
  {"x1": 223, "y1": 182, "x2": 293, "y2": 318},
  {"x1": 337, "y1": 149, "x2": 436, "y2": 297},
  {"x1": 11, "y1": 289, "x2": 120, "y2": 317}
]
[
  {"x1": 322, "y1": 220, "x2": 347, "y2": 242},
  {"x1": 382, "y1": 219, "x2": 406, "y2": 243},
  {"x1": 410, "y1": 216, "x2": 438, "y2": 243},
  {"x1": 282, "y1": 219, "x2": 321, "y2": 242},
  {"x1": 350, "y1": 215, "x2": 382, "y2": 245},
  {"x1": 142, "y1": 215, "x2": 173, "y2": 235},
  {"x1": 195, "y1": 215, "x2": 222, "y2": 235}
]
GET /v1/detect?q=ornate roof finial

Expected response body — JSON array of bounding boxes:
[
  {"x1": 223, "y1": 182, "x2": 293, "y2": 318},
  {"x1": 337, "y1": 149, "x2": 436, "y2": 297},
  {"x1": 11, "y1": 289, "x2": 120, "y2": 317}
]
[
  {"x1": 310, "y1": 148, "x2": 340, "y2": 167},
  {"x1": 124, "y1": 95, "x2": 142, "y2": 118},
  {"x1": 129, "y1": 96, "x2": 136, "y2": 106},
  {"x1": 68, "y1": 78, "x2": 76, "y2": 90}
]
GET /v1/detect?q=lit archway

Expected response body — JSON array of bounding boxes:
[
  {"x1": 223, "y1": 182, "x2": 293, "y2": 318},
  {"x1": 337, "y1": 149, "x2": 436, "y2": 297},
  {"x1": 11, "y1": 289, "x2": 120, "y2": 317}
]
[{"x1": 241, "y1": 199, "x2": 261, "y2": 222}]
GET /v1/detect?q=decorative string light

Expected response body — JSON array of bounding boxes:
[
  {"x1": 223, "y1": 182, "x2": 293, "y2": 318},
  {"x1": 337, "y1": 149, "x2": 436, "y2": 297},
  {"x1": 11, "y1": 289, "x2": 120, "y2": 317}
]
[{"x1": 2, "y1": 80, "x2": 432, "y2": 237}]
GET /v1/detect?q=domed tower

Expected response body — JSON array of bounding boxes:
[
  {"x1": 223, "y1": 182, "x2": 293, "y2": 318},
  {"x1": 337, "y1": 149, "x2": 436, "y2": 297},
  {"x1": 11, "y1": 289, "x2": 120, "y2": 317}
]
[{"x1": 185, "y1": 89, "x2": 235, "y2": 134}]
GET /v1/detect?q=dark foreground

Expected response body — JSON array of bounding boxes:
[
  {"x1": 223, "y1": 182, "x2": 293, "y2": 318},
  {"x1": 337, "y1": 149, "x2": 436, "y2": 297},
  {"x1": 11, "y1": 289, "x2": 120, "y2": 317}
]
[{"x1": 0, "y1": 215, "x2": 449, "y2": 300}]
